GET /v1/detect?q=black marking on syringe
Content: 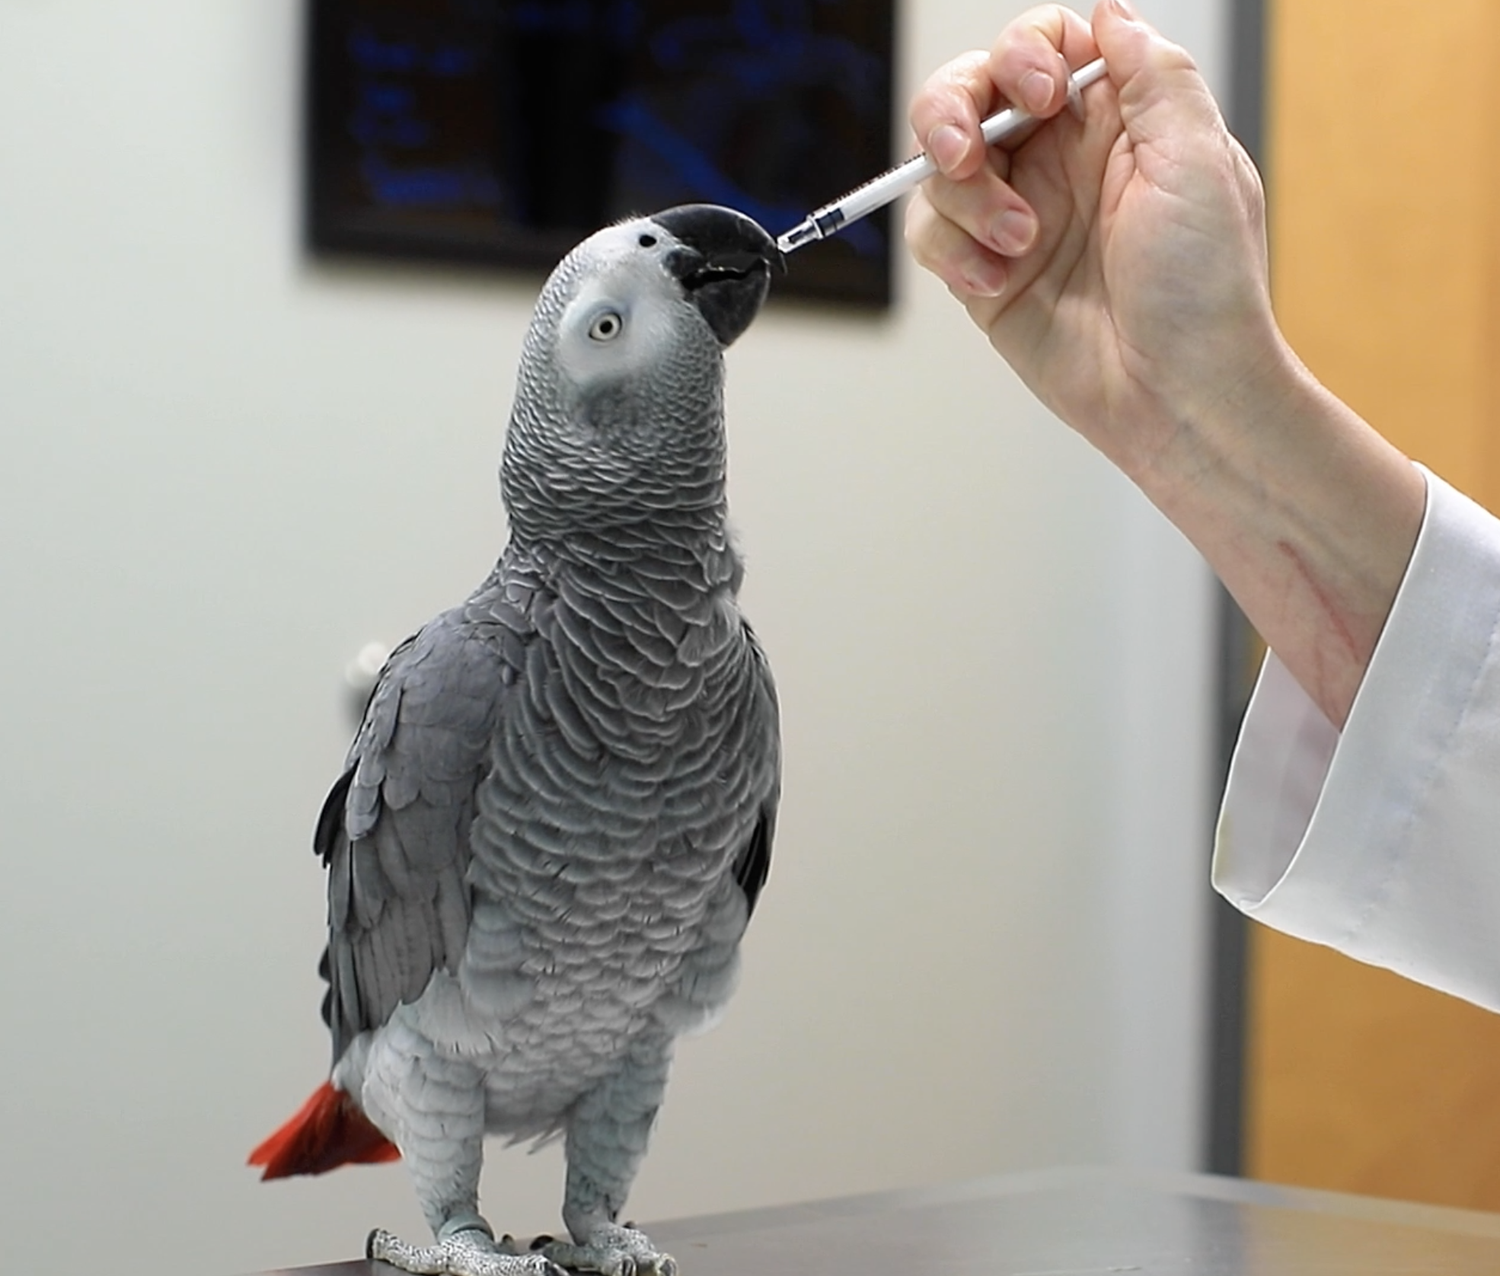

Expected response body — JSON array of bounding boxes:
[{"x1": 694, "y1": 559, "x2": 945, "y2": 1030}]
[{"x1": 811, "y1": 208, "x2": 846, "y2": 238}]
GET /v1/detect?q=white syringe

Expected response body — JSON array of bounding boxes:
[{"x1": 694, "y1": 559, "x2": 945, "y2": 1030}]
[{"x1": 777, "y1": 56, "x2": 1109, "y2": 255}]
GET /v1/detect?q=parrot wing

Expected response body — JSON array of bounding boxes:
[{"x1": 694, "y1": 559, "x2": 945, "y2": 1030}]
[
  {"x1": 730, "y1": 628, "x2": 778, "y2": 921},
  {"x1": 316, "y1": 597, "x2": 519, "y2": 1063}
]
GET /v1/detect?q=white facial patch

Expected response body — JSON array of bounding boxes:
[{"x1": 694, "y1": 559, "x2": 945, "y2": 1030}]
[{"x1": 553, "y1": 223, "x2": 694, "y2": 394}]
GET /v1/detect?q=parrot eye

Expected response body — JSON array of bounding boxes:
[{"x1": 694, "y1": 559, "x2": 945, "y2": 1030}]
[{"x1": 589, "y1": 311, "x2": 624, "y2": 342}]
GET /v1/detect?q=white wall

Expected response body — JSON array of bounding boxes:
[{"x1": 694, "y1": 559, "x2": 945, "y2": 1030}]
[{"x1": 0, "y1": 2, "x2": 1226, "y2": 1272}]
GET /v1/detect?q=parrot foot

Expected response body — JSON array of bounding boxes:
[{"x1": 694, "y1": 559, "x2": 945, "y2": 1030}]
[
  {"x1": 369, "y1": 1226, "x2": 565, "y2": 1276},
  {"x1": 540, "y1": 1223, "x2": 677, "y2": 1276}
]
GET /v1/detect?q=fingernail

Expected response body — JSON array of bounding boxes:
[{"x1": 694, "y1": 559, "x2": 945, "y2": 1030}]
[
  {"x1": 1019, "y1": 70, "x2": 1054, "y2": 114},
  {"x1": 991, "y1": 209, "x2": 1037, "y2": 254},
  {"x1": 1110, "y1": 0, "x2": 1140, "y2": 18},
  {"x1": 960, "y1": 262, "x2": 1007, "y2": 298},
  {"x1": 926, "y1": 124, "x2": 970, "y2": 173}
]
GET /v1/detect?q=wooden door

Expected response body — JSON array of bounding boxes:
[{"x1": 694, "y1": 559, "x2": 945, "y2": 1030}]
[{"x1": 1244, "y1": 0, "x2": 1500, "y2": 1208}]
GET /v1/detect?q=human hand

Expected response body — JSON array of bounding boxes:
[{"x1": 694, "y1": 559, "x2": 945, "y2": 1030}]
[{"x1": 905, "y1": 0, "x2": 1279, "y2": 490}]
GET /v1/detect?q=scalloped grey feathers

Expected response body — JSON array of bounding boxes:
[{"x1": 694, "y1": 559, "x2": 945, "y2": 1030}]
[{"x1": 297, "y1": 206, "x2": 782, "y2": 1253}]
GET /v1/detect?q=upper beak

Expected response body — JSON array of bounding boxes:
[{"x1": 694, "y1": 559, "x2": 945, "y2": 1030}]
[{"x1": 655, "y1": 204, "x2": 782, "y2": 348}]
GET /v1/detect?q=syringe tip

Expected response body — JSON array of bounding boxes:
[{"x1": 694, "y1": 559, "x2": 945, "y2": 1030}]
[{"x1": 776, "y1": 219, "x2": 821, "y2": 255}]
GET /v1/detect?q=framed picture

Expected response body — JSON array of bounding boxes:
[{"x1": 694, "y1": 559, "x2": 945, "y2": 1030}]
[{"x1": 304, "y1": 0, "x2": 896, "y2": 306}]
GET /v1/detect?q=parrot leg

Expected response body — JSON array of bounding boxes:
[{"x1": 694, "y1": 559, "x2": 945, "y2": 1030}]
[
  {"x1": 363, "y1": 1043, "x2": 561, "y2": 1276},
  {"x1": 542, "y1": 1034, "x2": 677, "y2": 1276}
]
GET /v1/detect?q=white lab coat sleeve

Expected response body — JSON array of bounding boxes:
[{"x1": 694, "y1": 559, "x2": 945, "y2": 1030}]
[{"x1": 1212, "y1": 466, "x2": 1500, "y2": 1010}]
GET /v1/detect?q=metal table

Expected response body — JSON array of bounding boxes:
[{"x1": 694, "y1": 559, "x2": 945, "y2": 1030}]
[{"x1": 256, "y1": 1165, "x2": 1500, "y2": 1275}]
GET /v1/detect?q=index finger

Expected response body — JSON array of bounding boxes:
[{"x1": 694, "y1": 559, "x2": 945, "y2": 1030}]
[{"x1": 909, "y1": 4, "x2": 1101, "y2": 179}]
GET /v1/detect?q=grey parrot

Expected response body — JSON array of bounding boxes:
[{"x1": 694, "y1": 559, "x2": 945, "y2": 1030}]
[{"x1": 250, "y1": 205, "x2": 782, "y2": 1276}]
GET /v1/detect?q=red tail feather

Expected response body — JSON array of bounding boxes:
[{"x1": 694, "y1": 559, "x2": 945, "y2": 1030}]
[{"x1": 248, "y1": 1081, "x2": 401, "y2": 1180}]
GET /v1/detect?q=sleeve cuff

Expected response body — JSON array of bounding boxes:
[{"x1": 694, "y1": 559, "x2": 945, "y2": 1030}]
[{"x1": 1212, "y1": 465, "x2": 1500, "y2": 1007}]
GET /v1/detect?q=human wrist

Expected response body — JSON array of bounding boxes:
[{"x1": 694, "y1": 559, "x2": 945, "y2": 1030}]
[
  {"x1": 1113, "y1": 312, "x2": 1298, "y2": 515},
  {"x1": 1132, "y1": 330, "x2": 1423, "y2": 726}
]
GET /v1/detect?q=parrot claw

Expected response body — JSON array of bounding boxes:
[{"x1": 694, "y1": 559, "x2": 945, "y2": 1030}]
[
  {"x1": 368, "y1": 1227, "x2": 566, "y2": 1276},
  {"x1": 541, "y1": 1224, "x2": 677, "y2": 1276}
]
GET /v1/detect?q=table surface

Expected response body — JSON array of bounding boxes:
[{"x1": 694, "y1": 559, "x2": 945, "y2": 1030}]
[{"x1": 254, "y1": 1165, "x2": 1500, "y2": 1276}]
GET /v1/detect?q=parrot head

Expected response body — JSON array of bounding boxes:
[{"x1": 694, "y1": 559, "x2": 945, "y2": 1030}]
[{"x1": 502, "y1": 205, "x2": 780, "y2": 541}]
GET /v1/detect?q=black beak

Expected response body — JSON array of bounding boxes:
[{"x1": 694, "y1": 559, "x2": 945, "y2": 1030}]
[{"x1": 655, "y1": 204, "x2": 781, "y2": 348}]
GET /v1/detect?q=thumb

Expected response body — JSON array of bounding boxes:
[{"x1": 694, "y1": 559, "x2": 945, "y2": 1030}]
[{"x1": 1091, "y1": 0, "x2": 1224, "y2": 140}]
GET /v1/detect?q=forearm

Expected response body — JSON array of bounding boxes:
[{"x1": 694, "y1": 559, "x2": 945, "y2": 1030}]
[{"x1": 1135, "y1": 337, "x2": 1425, "y2": 729}]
